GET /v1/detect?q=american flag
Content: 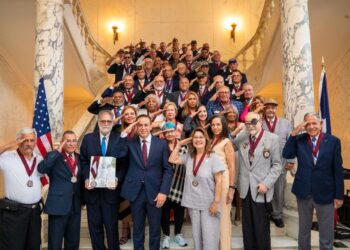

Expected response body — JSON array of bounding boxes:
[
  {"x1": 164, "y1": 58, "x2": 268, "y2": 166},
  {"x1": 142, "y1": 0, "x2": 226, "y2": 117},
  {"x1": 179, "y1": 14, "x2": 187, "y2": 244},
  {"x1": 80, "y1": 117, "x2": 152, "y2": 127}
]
[{"x1": 33, "y1": 77, "x2": 52, "y2": 185}]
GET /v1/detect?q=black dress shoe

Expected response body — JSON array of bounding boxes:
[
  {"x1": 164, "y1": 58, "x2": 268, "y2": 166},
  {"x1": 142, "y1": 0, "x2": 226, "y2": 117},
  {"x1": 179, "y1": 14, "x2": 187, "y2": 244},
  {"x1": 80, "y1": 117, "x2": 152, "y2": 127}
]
[{"x1": 271, "y1": 217, "x2": 285, "y2": 228}]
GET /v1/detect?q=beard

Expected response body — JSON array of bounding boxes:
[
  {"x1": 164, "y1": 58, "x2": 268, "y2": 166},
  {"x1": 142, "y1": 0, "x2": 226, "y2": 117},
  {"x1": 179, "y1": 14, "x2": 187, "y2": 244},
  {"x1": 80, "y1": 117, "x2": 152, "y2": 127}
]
[
  {"x1": 99, "y1": 126, "x2": 112, "y2": 135},
  {"x1": 154, "y1": 86, "x2": 164, "y2": 91}
]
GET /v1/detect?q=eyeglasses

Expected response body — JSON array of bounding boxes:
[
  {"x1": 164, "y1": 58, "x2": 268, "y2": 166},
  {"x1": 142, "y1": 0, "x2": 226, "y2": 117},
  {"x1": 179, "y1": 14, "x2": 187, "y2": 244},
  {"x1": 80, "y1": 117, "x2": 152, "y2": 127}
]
[
  {"x1": 66, "y1": 139, "x2": 78, "y2": 143},
  {"x1": 99, "y1": 120, "x2": 113, "y2": 124},
  {"x1": 124, "y1": 56, "x2": 131, "y2": 59},
  {"x1": 245, "y1": 118, "x2": 259, "y2": 126}
]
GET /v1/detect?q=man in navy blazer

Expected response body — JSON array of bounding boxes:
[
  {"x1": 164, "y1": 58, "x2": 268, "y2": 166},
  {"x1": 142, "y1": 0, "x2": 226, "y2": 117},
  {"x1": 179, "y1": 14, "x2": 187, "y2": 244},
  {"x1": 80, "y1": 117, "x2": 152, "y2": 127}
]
[
  {"x1": 80, "y1": 110, "x2": 128, "y2": 250},
  {"x1": 121, "y1": 115, "x2": 173, "y2": 250},
  {"x1": 38, "y1": 130, "x2": 83, "y2": 250},
  {"x1": 283, "y1": 112, "x2": 344, "y2": 250}
]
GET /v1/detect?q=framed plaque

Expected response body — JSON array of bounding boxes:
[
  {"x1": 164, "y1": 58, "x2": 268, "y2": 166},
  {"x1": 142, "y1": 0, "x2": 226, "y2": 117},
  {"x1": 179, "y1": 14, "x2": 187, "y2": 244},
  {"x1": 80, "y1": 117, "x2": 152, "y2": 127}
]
[{"x1": 89, "y1": 156, "x2": 117, "y2": 188}]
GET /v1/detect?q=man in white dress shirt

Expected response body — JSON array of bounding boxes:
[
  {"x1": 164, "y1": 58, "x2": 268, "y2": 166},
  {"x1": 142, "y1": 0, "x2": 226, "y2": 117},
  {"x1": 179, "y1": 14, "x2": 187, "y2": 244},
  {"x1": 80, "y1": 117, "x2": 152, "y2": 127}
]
[{"x1": 0, "y1": 127, "x2": 43, "y2": 250}]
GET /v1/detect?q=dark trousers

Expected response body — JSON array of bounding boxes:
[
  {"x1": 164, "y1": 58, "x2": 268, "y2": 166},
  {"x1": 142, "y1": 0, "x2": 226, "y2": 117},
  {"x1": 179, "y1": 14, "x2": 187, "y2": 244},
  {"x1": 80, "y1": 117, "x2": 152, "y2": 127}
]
[
  {"x1": 161, "y1": 199, "x2": 185, "y2": 236},
  {"x1": 48, "y1": 208, "x2": 81, "y2": 250},
  {"x1": 242, "y1": 189, "x2": 271, "y2": 250},
  {"x1": 86, "y1": 198, "x2": 120, "y2": 250},
  {"x1": 130, "y1": 187, "x2": 162, "y2": 250},
  {"x1": 0, "y1": 204, "x2": 41, "y2": 250}
]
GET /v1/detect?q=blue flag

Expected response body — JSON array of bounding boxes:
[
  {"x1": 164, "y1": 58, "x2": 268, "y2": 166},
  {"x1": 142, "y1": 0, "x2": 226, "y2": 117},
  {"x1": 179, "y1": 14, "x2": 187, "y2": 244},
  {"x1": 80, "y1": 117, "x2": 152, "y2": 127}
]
[{"x1": 319, "y1": 69, "x2": 331, "y2": 134}]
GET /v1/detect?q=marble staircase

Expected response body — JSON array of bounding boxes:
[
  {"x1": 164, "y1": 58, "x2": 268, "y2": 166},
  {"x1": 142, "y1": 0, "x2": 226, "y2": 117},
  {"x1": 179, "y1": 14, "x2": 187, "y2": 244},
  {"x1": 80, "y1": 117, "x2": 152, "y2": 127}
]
[{"x1": 42, "y1": 209, "x2": 322, "y2": 250}]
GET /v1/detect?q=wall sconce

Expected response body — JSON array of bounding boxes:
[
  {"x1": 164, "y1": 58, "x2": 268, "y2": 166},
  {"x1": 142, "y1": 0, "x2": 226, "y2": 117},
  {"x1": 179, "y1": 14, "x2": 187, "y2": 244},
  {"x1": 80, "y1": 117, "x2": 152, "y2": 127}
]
[
  {"x1": 230, "y1": 23, "x2": 237, "y2": 42},
  {"x1": 112, "y1": 26, "x2": 118, "y2": 44}
]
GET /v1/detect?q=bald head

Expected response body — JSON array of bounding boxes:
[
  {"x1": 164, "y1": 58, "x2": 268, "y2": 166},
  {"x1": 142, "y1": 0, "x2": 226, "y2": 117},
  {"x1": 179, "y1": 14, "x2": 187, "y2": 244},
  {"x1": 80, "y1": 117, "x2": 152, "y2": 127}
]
[{"x1": 245, "y1": 112, "x2": 262, "y2": 136}]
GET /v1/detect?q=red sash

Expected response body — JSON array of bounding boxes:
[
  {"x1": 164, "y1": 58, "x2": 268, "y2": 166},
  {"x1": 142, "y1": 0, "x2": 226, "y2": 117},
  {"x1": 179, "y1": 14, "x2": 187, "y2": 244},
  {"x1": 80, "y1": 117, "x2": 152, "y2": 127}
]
[
  {"x1": 90, "y1": 156, "x2": 100, "y2": 178},
  {"x1": 264, "y1": 116, "x2": 278, "y2": 133},
  {"x1": 192, "y1": 152, "x2": 206, "y2": 177},
  {"x1": 307, "y1": 133, "x2": 323, "y2": 158},
  {"x1": 125, "y1": 89, "x2": 134, "y2": 103},
  {"x1": 17, "y1": 149, "x2": 36, "y2": 177},
  {"x1": 249, "y1": 130, "x2": 264, "y2": 156},
  {"x1": 62, "y1": 152, "x2": 78, "y2": 176}
]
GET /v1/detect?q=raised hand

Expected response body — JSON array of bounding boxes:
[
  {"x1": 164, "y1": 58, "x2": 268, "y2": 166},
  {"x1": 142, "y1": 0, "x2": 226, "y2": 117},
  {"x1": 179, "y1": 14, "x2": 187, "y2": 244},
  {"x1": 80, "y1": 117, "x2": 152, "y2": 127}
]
[
  {"x1": 123, "y1": 121, "x2": 139, "y2": 135},
  {"x1": 143, "y1": 81, "x2": 154, "y2": 92},
  {"x1": 100, "y1": 97, "x2": 113, "y2": 105},
  {"x1": 209, "y1": 91, "x2": 219, "y2": 102},
  {"x1": 114, "y1": 113, "x2": 126, "y2": 124},
  {"x1": 113, "y1": 80, "x2": 124, "y2": 88},
  {"x1": 150, "y1": 109, "x2": 164, "y2": 119},
  {"x1": 58, "y1": 139, "x2": 67, "y2": 153},
  {"x1": 179, "y1": 99, "x2": 188, "y2": 108},
  {"x1": 190, "y1": 110, "x2": 201, "y2": 118},
  {"x1": 178, "y1": 137, "x2": 193, "y2": 146},
  {"x1": 291, "y1": 121, "x2": 308, "y2": 136}
]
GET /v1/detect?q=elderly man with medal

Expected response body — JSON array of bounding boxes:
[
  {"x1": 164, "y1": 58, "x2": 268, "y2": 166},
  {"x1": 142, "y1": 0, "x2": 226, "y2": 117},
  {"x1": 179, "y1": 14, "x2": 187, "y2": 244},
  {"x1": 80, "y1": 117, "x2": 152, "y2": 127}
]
[
  {"x1": 79, "y1": 110, "x2": 128, "y2": 250},
  {"x1": 38, "y1": 130, "x2": 83, "y2": 250},
  {"x1": 231, "y1": 112, "x2": 282, "y2": 250},
  {"x1": 0, "y1": 128, "x2": 44, "y2": 250},
  {"x1": 283, "y1": 112, "x2": 344, "y2": 250}
]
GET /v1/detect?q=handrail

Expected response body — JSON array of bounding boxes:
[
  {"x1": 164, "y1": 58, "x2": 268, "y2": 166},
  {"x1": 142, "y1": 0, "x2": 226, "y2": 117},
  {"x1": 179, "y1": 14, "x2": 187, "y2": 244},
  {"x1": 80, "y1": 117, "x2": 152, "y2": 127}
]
[
  {"x1": 234, "y1": 0, "x2": 276, "y2": 72},
  {"x1": 65, "y1": 0, "x2": 112, "y2": 61}
]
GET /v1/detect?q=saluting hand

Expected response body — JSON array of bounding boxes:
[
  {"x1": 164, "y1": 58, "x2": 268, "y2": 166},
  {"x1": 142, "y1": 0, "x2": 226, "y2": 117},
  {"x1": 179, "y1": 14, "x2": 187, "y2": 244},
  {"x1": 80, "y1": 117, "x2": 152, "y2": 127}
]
[
  {"x1": 58, "y1": 139, "x2": 67, "y2": 153},
  {"x1": 178, "y1": 137, "x2": 193, "y2": 146},
  {"x1": 123, "y1": 121, "x2": 139, "y2": 135},
  {"x1": 114, "y1": 113, "x2": 126, "y2": 124},
  {"x1": 291, "y1": 121, "x2": 309, "y2": 136}
]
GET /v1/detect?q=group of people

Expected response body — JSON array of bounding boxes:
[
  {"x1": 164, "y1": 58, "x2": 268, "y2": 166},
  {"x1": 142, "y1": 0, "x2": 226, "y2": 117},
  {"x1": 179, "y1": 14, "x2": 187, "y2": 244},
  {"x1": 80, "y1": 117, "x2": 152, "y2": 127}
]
[{"x1": 0, "y1": 38, "x2": 344, "y2": 250}]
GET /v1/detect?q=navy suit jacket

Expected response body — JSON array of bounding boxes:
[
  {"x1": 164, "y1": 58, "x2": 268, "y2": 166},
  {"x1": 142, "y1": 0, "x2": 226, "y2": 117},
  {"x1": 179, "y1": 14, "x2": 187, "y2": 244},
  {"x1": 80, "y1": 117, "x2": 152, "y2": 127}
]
[
  {"x1": 283, "y1": 133, "x2": 344, "y2": 204},
  {"x1": 121, "y1": 136, "x2": 173, "y2": 204},
  {"x1": 79, "y1": 132, "x2": 128, "y2": 204},
  {"x1": 38, "y1": 150, "x2": 82, "y2": 215}
]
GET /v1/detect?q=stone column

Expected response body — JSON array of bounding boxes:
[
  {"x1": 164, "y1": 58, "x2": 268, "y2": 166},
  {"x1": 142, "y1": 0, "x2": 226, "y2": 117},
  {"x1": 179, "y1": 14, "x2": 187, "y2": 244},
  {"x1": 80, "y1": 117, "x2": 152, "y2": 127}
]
[
  {"x1": 281, "y1": 0, "x2": 314, "y2": 127},
  {"x1": 34, "y1": 0, "x2": 64, "y2": 142}
]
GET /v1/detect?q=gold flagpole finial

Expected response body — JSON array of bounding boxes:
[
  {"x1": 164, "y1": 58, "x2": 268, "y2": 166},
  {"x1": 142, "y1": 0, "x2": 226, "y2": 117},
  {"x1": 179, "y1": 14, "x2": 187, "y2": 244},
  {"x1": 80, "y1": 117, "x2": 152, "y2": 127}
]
[{"x1": 321, "y1": 56, "x2": 325, "y2": 69}]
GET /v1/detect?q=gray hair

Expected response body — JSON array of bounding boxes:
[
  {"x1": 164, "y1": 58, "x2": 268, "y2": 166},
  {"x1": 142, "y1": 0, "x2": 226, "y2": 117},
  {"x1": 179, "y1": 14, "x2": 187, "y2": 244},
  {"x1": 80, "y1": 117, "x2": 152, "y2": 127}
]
[
  {"x1": 98, "y1": 110, "x2": 113, "y2": 120},
  {"x1": 145, "y1": 94, "x2": 161, "y2": 106},
  {"x1": 16, "y1": 128, "x2": 37, "y2": 140},
  {"x1": 304, "y1": 112, "x2": 322, "y2": 122}
]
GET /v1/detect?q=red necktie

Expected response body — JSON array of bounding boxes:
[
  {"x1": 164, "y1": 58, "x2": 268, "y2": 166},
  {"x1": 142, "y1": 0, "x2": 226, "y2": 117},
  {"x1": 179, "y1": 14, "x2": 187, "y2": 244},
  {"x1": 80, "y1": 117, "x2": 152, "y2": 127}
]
[
  {"x1": 142, "y1": 140, "x2": 148, "y2": 166},
  {"x1": 68, "y1": 154, "x2": 75, "y2": 173}
]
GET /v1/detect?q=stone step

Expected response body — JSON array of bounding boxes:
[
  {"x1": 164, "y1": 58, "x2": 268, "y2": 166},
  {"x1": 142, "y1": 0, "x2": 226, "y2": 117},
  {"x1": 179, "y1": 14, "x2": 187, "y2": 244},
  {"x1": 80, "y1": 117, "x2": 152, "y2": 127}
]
[
  {"x1": 79, "y1": 222, "x2": 286, "y2": 238},
  {"x1": 47, "y1": 235, "x2": 320, "y2": 250}
]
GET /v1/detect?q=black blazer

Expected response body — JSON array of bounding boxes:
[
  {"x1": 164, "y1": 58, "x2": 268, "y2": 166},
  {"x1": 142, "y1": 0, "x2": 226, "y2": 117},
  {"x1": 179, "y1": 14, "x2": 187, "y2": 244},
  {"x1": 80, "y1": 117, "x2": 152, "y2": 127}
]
[
  {"x1": 107, "y1": 63, "x2": 137, "y2": 83},
  {"x1": 79, "y1": 132, "x2": 128, "y2": 204},
  {"x1": 209, "y1": 62, "x2": 226, "y2": 78},
  {"x1": 156, "y1": 51, "x2": 171, "y2": 60}
]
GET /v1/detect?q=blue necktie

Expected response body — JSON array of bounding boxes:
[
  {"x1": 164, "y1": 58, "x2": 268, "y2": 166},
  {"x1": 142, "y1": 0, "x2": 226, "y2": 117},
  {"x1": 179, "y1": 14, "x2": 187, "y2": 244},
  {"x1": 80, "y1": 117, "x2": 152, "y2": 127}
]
[
  {"x1": 116, "y1": 107, "x2": 121, "y2": 125},
  {"x1": 311, "y1": 137, "x2": 317, "y2": 162},
  {"x1": 101, "y1": 137, "x2": 107, "y2": 156}
]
